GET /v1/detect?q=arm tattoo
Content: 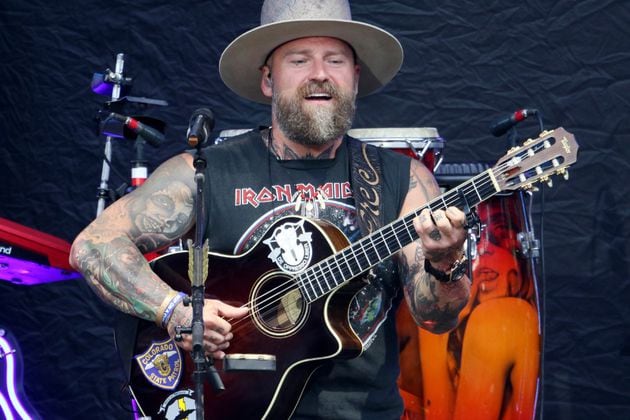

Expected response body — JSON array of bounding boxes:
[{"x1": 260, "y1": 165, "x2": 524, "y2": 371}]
[
  {"x1": 70, "y1": 154, "x2": 196, "y2": 321},
  {"x1": 408, "y1": 161, "x2": 436, "y2": 201},
  {"x1": 398, "y1": 243, "x2": 470, "y2": 334}
]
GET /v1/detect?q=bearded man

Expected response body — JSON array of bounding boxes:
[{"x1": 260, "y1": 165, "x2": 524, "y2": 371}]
[{"x1": 70, "y1": 0, "x2": 470, "y2": 418}]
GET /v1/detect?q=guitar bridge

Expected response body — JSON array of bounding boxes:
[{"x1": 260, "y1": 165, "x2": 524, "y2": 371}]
[{"x1": 223, "y1": 353, "x2": 276, "y2": 372}]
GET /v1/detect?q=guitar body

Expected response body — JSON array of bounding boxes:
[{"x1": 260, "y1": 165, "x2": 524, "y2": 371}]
[{"x1": 130, "y1": 217, "x2": 365, "y2": 419}]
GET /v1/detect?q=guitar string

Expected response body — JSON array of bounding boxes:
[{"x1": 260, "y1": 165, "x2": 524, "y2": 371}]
[
  {"x1": 226, "y1": 162, "x2": 506, "y2": 333},
  {"x1": 227, "y1": 141, "x2": 557, "y2": 334}
]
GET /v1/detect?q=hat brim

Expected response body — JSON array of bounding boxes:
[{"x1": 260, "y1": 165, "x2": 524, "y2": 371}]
[{"x1": 219, "y1": 19, "x2": 404, "y2": 104}]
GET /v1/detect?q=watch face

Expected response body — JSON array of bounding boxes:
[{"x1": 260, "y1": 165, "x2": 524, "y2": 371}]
[{"x1": 450, "y1": 260, "x2": 468, "y2": 282}]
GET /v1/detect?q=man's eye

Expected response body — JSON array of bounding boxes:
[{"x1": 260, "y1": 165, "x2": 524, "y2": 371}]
[{"x1": 152, "y1": 194, "x2": 172, "y2": 209}]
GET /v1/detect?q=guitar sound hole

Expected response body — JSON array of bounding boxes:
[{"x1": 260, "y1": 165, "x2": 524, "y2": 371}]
[{"x1": 252, "y1": 272, "x2": 309, "y2": 337}]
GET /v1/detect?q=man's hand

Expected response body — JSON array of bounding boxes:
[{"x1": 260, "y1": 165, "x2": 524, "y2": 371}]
[
  {"x1": 166, "y1": 299, "x2": 249, "y2": 359},
  {"x1": 413, "y1": 207, "x2": 467, "y2": 271}
]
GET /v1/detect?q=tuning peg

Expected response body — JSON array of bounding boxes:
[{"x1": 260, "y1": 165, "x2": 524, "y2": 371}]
[
  {"x1": 540, "y1": 175, "x2": 553, "y2": 188},
  {"x1": 556, "y1": 167, "x2": 570, "y2": 180}
]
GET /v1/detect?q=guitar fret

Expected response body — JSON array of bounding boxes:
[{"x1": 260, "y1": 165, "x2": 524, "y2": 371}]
[
  {"x1": 387, "y1": 225, "x2": 401, "y2": 252},
  {"x1": 342, "y1": 250, "x2": 355, "y2": 277},
  {"x1": 349, "y1": 246, "x2": 362, "y2": 274},
  {"x1": 299, "y1": 273, "x2": 315, "y2": 302},
  {"x1": 352, "y1": 240, "x2": 368, "y2": 269},
  {"x1": 333, "y1": 256, "x2": 347, "y2": 284},
  {"x1": 321, "y1": 259, "x2": 333, "y2": 292},
  {"x1": 471, "y1": 179, "x2": 483, "y2": 202},
  {"x1": 379, "y1": 230, "x2": 392, "y2": 255},
  {"x1": 370, "y1": 235, "x2": 382, "y2": 260},
  {"x1": 360, "y1": 240, "x2": 373, "y2": 267},
  {"x1": 314, "y1": 264, "x2": 325, "y2": 296},
  {"x1": 440, "y1": 195, "x2": 448, "y2": 209},
  {"x1": 391, "y1": 224, "x2": 403, "y2": 249},
  {"x1": 404, "y1": 219, "x2": 416, "y2": 243},
  {"x1": 479, "y1": 182, "x2": 496, "y2": 202}
]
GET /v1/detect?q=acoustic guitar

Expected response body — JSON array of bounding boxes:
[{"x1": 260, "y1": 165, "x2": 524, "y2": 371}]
[{"x1": 129, "y1": 128, "x2": 577, "y2": 419}]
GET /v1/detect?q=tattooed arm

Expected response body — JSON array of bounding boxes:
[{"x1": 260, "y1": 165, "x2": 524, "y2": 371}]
[
  {"x1": 398, "y1": 159, "x2": 470, "y2": 334},
  {"x1": 69, "y1": 153, "x2": 247, "y2": 357}
]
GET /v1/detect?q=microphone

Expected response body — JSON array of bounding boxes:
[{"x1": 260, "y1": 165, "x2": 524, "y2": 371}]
[
  {"x1": 109, "y1": 112, "x2": 165, "y2": 146},
  {"x1": 187, "y1": 108, "x2": 215, "y2": 147},
  {"x1": 490, "y1": 108, "x2": 538, "y2": 137}
]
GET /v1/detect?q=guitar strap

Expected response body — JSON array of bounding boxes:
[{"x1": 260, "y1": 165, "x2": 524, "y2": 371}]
[{"x1": 347, "y1": 136, "x2": 384, "y2": 235}]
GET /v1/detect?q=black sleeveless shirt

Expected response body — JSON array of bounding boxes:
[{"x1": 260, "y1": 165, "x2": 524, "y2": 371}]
[{"x1": 202, "y1": 128, "x2": 411, "y2": 419}]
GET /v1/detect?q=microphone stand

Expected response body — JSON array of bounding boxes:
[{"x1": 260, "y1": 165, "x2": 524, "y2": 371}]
[
  {"x1": 96, "y1": 53, "x2": 125, "y2": 216},
  {"x1": 129, "y1": 138, "x2": 148, "y2": 191},
  {"x1": 175, "y1": 143, "x2": 224, "y2": 420}
]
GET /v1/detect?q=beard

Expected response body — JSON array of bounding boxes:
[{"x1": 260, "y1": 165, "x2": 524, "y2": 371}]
[{"x1": 273, "y1": 80, "x2": 357, "y2": 147}]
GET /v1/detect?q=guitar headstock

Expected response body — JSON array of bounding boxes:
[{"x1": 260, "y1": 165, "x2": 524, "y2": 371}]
[{"x1": 493, "y1": 127, "x2": 578, "y2": 191}]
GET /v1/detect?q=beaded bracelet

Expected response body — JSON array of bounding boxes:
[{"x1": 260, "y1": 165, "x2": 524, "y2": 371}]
[{"x1": 155, "y1": 291, "x2": 187, "y2": 328}]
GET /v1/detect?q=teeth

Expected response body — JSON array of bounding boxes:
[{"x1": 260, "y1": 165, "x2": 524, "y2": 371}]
[{"x1": 306, "y1": 93, "x2": 331, "y2": 99}]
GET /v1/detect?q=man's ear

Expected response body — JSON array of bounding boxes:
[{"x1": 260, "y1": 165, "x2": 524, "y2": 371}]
[
  {"x1": 354, "y1": 63, "x2": 361, "y2": 93},
  {"x1": 260, "y1": 66, "x2": 273, "y2": 97}
]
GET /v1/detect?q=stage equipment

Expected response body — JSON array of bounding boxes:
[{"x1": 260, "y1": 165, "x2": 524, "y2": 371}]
[
  {"x1": 91, "y1": 54, "x2": 169, "y2": 213},
  {"x1": 0, "y1": 218, "x2": 80, "y2": 286},
  {"x1": 187, "y1": 108, "x2": 215, "y2": 148},
  {"x1": 0, "y1": 328, "x2": 40, "y2": 419},
  {"x1": 490, "y1": 108, "x2": 540, "y2": 137},
  {"x1": 348, "y1": 127, "x2": 444, "y2": 172}
]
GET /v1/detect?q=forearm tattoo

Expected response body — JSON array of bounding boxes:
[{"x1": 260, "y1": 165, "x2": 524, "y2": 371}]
[
  {"x1": 398, "y1": 244, "x2": 469, "y2": 334},
  {"x1": 400, "y1": 160, "x2": 469, "y2": 333}
]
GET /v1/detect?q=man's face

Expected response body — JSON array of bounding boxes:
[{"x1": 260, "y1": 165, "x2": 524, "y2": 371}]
[
  {"x1": 131, "y1": 181, "x2": 192, "y2": 236},
  {"x1": 262, "y1": 37, "x2": 360, "y2": 146}
]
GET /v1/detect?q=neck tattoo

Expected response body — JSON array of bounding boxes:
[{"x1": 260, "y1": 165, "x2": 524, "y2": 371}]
[{"x1": 266, "y1": 127, "x2": 337, "y2": 160}]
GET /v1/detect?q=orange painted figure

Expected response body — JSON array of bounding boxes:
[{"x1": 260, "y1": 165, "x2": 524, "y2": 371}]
[{"x1": 418, "y1": 194, "x2": 541, "y2": 420}]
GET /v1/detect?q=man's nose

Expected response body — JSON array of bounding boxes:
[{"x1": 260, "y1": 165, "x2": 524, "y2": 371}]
[{"x1": 308, "y1": 59, "x2": 329, "y2": 81}]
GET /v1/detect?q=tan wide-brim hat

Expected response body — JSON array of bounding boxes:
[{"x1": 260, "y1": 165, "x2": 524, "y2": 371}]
[{"x1": 219, "y1": 0, "x2": 404, "y2": 104}]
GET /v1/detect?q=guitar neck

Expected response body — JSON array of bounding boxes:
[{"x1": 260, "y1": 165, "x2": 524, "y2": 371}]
[{"x1": 298, "y1": 168, "x2": 500, "y2": 302}]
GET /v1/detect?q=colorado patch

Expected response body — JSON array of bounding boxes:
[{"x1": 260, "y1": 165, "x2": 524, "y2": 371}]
[{"x1": 134, "y1": 337, "x2": 182, "y2": 390}]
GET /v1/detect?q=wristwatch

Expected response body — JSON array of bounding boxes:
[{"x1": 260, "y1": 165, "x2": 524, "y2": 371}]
[{"x1": 424, "y1": 256, "x2": 468, "y2": 283}]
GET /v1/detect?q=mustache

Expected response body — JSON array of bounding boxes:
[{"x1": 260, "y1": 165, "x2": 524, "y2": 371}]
[{"x1": 299, "y1": 80, "x2": 340, "y2": 98}]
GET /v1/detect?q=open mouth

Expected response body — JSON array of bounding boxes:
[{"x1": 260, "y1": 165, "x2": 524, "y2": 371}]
[
  {"x1": 476, "y1": 267, "x2": 498, "y2": 292},
  {"x1": 304, "y1": 92, "x2": 333, "y2": 101}
]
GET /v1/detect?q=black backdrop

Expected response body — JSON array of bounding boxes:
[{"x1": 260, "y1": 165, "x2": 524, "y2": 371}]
[{"x1": 1, "y1": 0, "x2": 629, "y2": 418}]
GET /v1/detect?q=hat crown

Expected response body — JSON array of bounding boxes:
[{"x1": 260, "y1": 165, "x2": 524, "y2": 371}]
[{"x1": 261, "y1": 0, "x2": 352, "y2": 25}]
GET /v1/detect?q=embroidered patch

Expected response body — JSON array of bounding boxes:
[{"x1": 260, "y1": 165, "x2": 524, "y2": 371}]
[
  {"x1": 263, "y1": 219, "x2": 313, "y2": 273},
  {"x1": 158, "y1": 389, "x2": 196, "y2": 419},
  {"x1": 134, "y1": 337, "x2": 182, "y2": 390}
]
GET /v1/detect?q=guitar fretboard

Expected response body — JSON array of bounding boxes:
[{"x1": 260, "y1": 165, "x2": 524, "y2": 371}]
[{"x1": 297, "y1": 168, "x2": 500, "y2": 302}]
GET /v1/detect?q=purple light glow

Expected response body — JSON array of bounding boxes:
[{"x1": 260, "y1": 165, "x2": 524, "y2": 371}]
[
  {"x1": 0, "y1": 335, "x2": 33, "y2": 420},
  {"x1": 0, "y1": 390, "x2": 15, "y2": 420},
  {"x1": 0, "y1": 255, "x2": 81, "y2": 286}
]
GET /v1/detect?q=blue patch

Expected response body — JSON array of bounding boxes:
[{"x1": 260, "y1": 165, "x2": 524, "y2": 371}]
[{"x1": 134, "y1": 337, "x2": 183, "y2": 390}]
